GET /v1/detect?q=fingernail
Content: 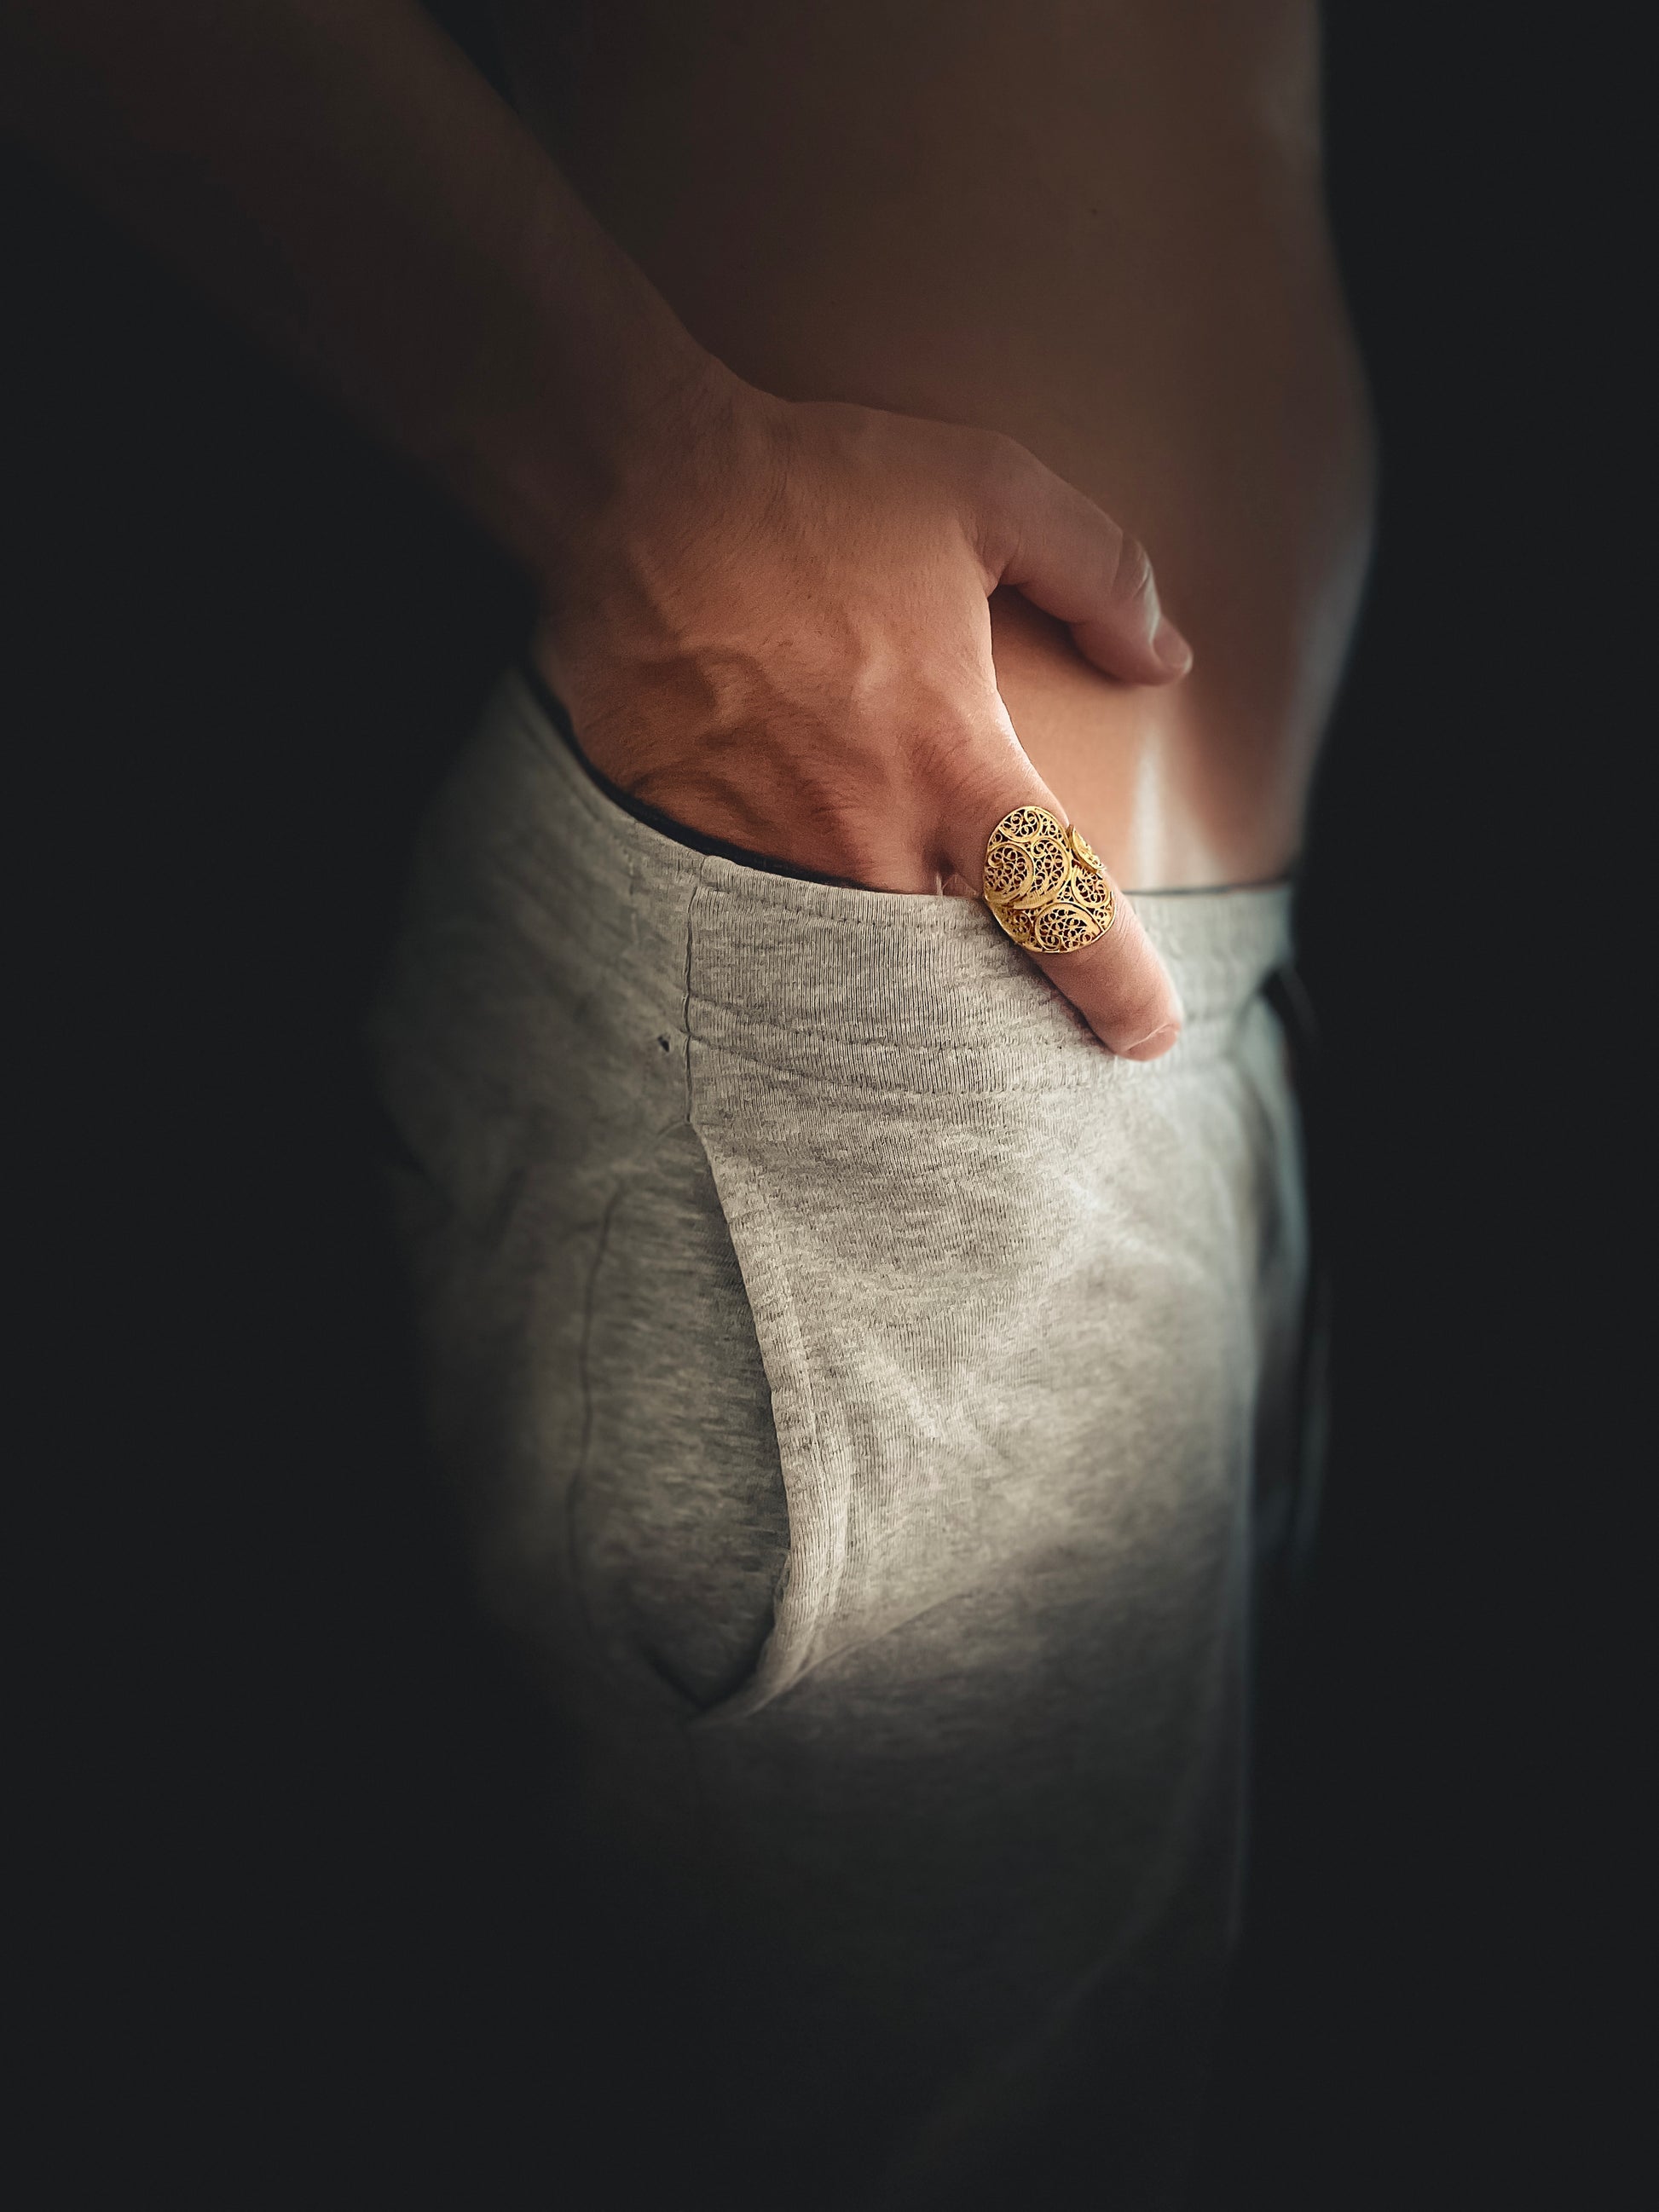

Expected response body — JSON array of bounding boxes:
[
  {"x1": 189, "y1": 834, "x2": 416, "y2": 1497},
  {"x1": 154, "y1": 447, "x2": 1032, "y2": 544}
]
[
  {"x1": 1153, "y1": 619, "x2": 1194, "y2": 676},
  {"x1": 1122, "y1": 1019, "x2": 1182, "y2": 1062}
]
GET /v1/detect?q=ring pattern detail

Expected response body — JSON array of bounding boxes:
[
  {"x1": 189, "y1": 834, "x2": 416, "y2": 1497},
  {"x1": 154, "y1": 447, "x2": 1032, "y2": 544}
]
[{"x1": 982, "y1": 806, "x2": 1115, "y2": 954}]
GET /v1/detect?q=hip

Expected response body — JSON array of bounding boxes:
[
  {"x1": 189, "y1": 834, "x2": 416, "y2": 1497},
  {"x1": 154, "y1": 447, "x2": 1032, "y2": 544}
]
[{"x1": 367, "y1": 666, "x2": 1309, "y2": 1724}]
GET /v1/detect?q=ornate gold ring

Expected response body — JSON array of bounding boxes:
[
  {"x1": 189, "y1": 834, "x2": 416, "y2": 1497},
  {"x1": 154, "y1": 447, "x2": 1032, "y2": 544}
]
[{"x1": 981, "y1": 804, "x2": 1115, "y2": 954}]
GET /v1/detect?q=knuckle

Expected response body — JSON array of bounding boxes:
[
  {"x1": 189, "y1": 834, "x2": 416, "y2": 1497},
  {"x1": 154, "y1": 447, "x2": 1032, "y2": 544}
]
[
  {"x1": 972, "y1": 428, "x2": 1039, "y2": 505},
  {"x1": 980, "y1": 425, "x2": 1030, "y2": 471},
  {"x1": 1110, "y1": 531, "x2": 1154, "y2": 607},
  {"x1": 930, "y1": 751, "x2": 1034, "y2": 848},
  {"x1": 958, "y1": 431, "x2": 1048, "y2": 579},
  {"x1": 905, "y1": 680, "x2": 1014, "y2": 771}
]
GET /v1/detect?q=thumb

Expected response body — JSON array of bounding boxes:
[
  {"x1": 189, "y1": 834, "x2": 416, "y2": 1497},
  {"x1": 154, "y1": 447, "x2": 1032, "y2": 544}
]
[
  {"x1": 970, "y1": 437, "x2": 1193, "y2": 685},
  {"x1": 943, "y1": 781, "x2": 1183, "y2": 1060}
]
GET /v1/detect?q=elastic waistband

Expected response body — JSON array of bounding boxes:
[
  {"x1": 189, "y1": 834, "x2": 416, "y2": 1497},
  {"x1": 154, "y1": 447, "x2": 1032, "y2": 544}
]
[{"x1": 500, "y1": 668, "x2": 1293, "y2": 1090}]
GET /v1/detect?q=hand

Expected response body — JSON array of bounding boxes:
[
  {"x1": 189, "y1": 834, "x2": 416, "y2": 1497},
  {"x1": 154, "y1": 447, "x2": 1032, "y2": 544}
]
[{"x1": 531, "y1": 367, "x2": 1192, "y2": 1059}]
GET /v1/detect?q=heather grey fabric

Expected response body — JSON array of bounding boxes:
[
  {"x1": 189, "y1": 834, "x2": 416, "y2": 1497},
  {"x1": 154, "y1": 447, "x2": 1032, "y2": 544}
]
[{"x1": 367, "y1": 667, "x2": 1306, "y2": 2209}]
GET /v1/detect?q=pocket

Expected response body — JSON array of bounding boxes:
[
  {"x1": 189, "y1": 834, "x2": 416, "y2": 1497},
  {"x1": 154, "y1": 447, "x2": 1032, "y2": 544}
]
[
  {"x1": 521, "y1": 659, "x2": 858, "y2": 890},
  {"x1": 681, "y1": 1123, "x2": 853, "y2": 1725},
  {"x1": 567, "y1": 1120, "x2": 798, "y2": 1717}
]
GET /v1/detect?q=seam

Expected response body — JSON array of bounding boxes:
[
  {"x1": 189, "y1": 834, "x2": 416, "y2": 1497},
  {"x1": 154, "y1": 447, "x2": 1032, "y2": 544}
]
[
  {"x1": 511, "y1": 675, "x2": 1293, "y2": 944},
  {"x1": 683, "y1": 858, "x2": 709, "y2": 1123},
  {"x1": 680, "y1": 1032, "x2": 1215, "y2": 1099},
  {"x1": 565, "y1": 1182, "x2": 627, "y2": 1662}
]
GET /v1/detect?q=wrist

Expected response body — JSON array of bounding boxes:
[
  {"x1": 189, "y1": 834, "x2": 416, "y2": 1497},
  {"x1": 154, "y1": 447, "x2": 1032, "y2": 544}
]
[{"x1": 494, "y1": 344, "x2": 772, "y2": 602}]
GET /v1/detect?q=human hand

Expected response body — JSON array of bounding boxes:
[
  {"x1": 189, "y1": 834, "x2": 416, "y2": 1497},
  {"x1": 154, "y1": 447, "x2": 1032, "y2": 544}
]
[{"x1": 531, "y1": 367, "x2": 1192, "y2": 1059}]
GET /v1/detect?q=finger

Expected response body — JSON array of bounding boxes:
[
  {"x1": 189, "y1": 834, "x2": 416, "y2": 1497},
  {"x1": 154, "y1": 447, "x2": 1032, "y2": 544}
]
[
  {"x1": 969, "y1": 437, "x2": 1193, "y2": 685},
  {"x1": 942, "y1": 783, "x2": 1184, "y2": 1060},
  {"x1": 1025, "y1": 878, "x2": 1184, "y2": 1060}
]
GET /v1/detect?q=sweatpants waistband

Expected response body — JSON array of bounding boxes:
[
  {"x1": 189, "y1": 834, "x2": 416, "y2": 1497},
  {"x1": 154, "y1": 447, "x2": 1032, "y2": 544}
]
[{"x1": 494, "y1": 666, "x2": 1293, "y2": 1092}]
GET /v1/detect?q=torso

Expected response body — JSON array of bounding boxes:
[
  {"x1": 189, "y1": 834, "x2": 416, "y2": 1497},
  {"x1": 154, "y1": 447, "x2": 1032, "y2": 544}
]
[{"x1": 490, "y1": 0, "x2": 1376, "y2": 888}]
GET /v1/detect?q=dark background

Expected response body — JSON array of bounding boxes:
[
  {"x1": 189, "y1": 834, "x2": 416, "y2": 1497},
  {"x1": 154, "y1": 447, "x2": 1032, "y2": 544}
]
[{"x1": 9, "y1": 5, "x2": 1633, "y2": 2203}]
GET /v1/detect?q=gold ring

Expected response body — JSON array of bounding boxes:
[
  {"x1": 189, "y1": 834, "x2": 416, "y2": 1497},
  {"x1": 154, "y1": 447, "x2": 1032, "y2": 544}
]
[{"x1": 981, "y1": 804, "x2": 1115, "y2": 954}]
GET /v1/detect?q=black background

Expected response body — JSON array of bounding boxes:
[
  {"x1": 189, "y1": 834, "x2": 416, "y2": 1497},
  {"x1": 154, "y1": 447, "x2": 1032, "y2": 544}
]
[{"x1": 8, "y1": 5, "x2": 1634, "y2": 2203}]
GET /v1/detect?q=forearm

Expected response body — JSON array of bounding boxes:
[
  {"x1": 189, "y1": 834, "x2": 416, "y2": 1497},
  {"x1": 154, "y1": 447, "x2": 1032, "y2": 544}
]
[{"x1": 0, "y1": 0, "x2": 721, "y2": 577}]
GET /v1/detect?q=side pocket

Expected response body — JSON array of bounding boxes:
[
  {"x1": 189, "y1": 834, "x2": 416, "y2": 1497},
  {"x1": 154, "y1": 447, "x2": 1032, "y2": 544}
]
[
  {"x1": 567, "y1": 1121, "x2": 798, "y2": 1718},
  {"x1": 684, "y1": 1124, "x2": 850, "y2": 1728}
]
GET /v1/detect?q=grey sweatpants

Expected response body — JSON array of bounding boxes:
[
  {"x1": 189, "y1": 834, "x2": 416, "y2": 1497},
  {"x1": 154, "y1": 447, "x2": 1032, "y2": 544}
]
[{"x1": 367, "y1": 670, "x2": 1308, "y2": 2209}]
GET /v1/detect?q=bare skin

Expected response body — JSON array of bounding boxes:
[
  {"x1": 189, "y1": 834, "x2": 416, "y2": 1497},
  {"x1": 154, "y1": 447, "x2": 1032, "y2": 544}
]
[
  {"x1": 494, "y1": 0, "x2": 1375, "y2": 892},
  {"x1": 0, "y1": 0, "x2": 1372, "y2": 1057}
]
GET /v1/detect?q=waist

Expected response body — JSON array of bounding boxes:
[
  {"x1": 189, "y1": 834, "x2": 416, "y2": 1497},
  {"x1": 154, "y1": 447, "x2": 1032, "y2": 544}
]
[
  {"x1": 498, "y1": 665, "x2": 1295, "y2": 1092},
  {"x1": 677, "y1": 240, "x2": 1373, "y2": 884},
  {"x1": 497, "y1": 7, "x2": 1377, "y2": 881}
]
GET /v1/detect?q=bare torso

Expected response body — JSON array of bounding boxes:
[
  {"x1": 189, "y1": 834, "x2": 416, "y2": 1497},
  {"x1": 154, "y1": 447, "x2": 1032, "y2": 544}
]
[{"x1": 491, "y1": 0, "x2": 1375, "y2": 888}]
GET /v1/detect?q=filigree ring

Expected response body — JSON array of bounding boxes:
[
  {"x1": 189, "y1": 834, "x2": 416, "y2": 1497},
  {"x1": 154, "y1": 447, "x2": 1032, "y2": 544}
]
[{"x1": 981, "y1": 804, "x2": 1115, "y2": 954}]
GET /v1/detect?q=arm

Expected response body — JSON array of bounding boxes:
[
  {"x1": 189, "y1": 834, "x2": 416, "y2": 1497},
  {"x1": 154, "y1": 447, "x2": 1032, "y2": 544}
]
[
  {"x1": 0, "y1": 0, "x2": 1189, "y2": 1055},
  {"x1": 0, "y1": 0, "x2": 710, "y2": 569}
]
